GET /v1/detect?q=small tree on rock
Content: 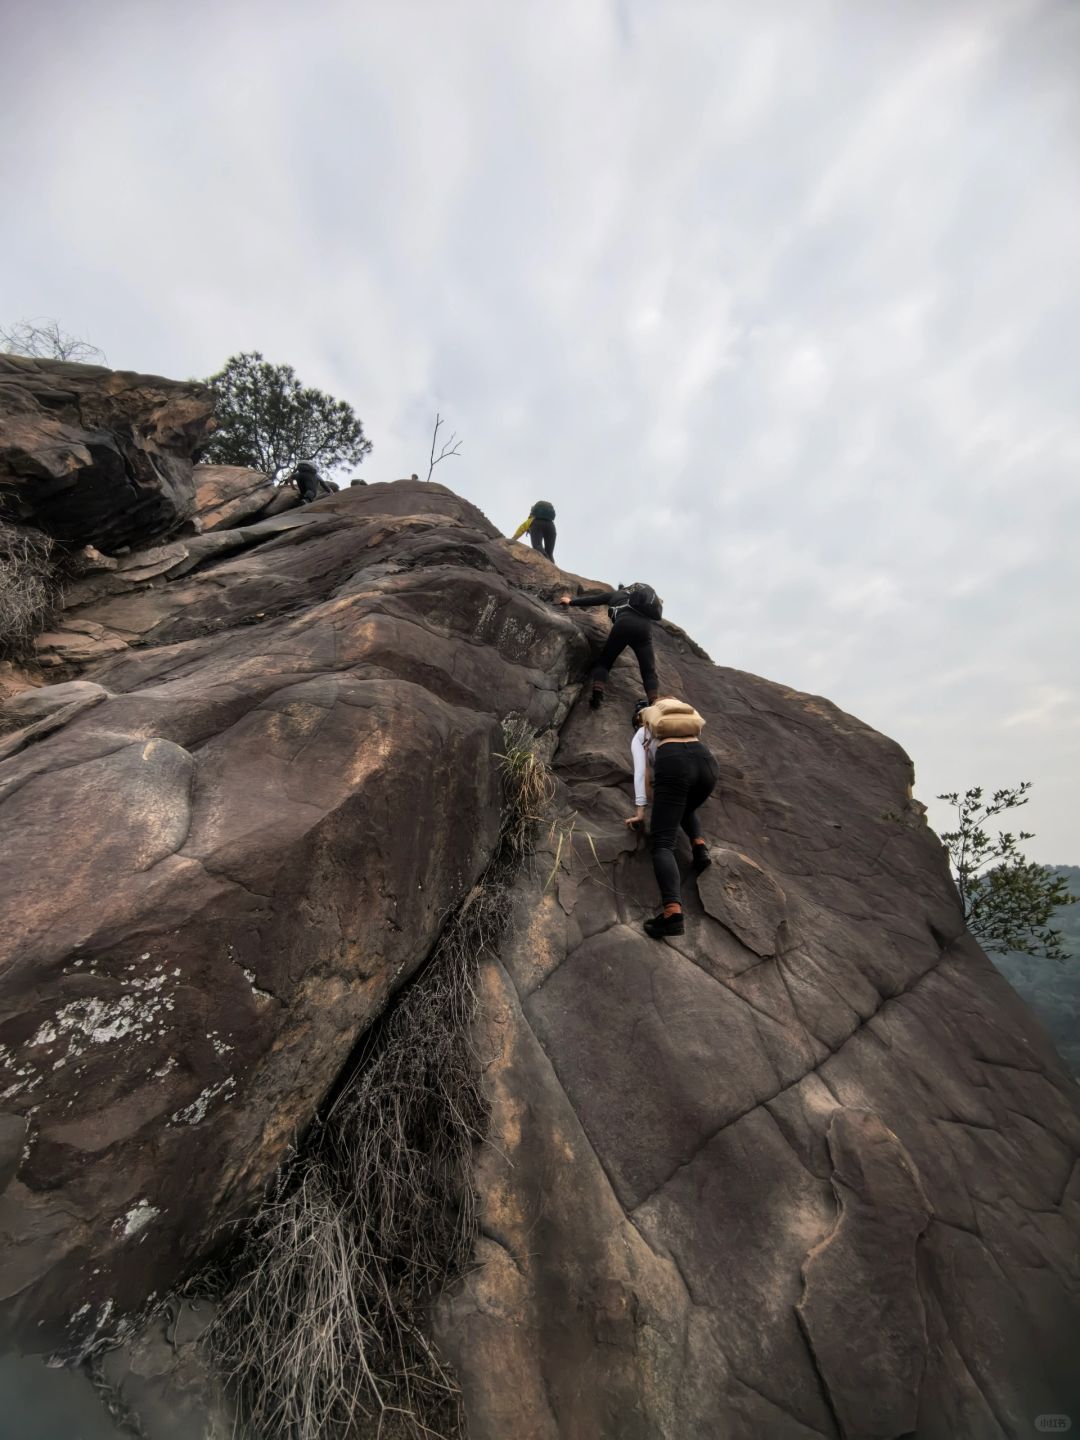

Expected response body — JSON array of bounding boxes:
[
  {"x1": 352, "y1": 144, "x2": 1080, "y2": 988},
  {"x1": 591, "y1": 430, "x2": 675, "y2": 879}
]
[
  {"x1": 203, "y1": 352, "x2": 372, "y2": 481},
  {"x1": 0, "y1": 318, "x2": 105, "y2": 364},
  {"x1": 426, "y1": 413, "x2": 462, "y2": 481},
  {"x1": 938, "y1": 783, "x2": 1076, "y2": 959}
]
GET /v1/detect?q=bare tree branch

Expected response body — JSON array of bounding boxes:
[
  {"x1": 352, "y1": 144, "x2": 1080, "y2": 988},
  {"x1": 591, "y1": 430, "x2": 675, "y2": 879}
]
[
  {"x1": 426, "y1": 413, "x2": 463, "y2": 481},
  {"x1": 0, "y1": 318, "x2": 105, "y2": 364}
]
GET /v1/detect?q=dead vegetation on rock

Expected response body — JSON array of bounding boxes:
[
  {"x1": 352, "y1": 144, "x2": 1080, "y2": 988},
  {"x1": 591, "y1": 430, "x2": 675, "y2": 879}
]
[
  {"x1": 205, "y1": 716, "x2": 551, "y2": 1440},
  {"x1": 0, "y1": 519, "x2": 59, "y2": 657}
]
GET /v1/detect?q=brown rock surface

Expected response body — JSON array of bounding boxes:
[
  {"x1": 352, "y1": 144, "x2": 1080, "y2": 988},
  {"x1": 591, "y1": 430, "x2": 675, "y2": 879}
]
[
  {"x1": 0, "y1": 356, "x2": 214, "y2": 552},
  {"x1": 796, "y1": 1110, "x2": 931, "y2": 1440},
  {"x1": 187, "y1": 463, "x2": 298, "y2": 533},
  {"x1": 0, "y1": 662, "x2": 40, "y2": 704},
  {"x1": 0, "y1": 476, "x2": 1077, "y2": 1437},
  {"x1": 436, "y1": 610, "x2": 1080, "y2": 1436},
  {"x1": 0, "y1": 481, "x2": 581, "y2": 1358}
]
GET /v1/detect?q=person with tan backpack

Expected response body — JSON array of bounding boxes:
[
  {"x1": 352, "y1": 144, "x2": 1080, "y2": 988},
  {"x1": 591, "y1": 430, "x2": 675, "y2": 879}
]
[{"x1": 626, "y1": 696, "x2": 717, "y2": 938}]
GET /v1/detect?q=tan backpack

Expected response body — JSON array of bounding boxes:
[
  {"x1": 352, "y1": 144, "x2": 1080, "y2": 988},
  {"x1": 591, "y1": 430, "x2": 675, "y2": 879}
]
[{"x1": 642, "y1": 697, "x2": 705, "y2": 739}]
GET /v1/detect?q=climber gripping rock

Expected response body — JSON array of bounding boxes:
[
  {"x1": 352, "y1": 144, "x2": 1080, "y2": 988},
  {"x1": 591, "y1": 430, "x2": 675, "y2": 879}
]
[
  {"x1": 289, "y1": 460, "x2": 322, "y2": 504},
  {"x1": 511, "y1": 500, "x2": 557, "y2": 561},
  {"x1": 626, "y1": 696, "x2": 716, "y2": 939},
  {"x1": 558, "y1": 582, "x2": 662, "y2": 707}
]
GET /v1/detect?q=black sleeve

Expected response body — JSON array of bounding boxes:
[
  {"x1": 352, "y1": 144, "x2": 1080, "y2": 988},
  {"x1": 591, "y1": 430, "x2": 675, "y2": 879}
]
[{"x1": 568, "y1": 590, "x2": 620, "y2": 607}]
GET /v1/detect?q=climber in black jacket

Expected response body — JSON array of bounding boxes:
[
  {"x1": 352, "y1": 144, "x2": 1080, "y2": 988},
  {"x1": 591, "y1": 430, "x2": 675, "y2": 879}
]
[
  {"x1": 558, "y1": 583, "x2": 661, "y2": 708},
  {"x1": 289, "y1": 461, "x2": 321, "y2": 504}
]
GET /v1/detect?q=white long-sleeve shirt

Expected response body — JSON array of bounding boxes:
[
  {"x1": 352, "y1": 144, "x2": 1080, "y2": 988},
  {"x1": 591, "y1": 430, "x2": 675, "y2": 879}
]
[{"x1": 631, "y1": 727, "x2": 657, "y2": 808}]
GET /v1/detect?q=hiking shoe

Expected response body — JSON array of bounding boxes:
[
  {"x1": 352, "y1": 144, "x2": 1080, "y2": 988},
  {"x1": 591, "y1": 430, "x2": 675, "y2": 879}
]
[
  {"x1": 589, "y1": 688, "x2": 604, "y2": 710},
  {"x1": 692, "y1": 846, "x2": 712, "y2": 874},
  {"x1": 644, "y1": 912, "x2": 685, "y2": 939}
]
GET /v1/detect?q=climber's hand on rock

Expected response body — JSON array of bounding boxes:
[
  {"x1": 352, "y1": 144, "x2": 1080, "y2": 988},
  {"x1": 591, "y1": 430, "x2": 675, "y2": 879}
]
[
  {"x1": 558, "y1": 594, "x2": 571, "y2": 605},
  {"x1": 625, "y1": 813, "x2": 645, "y2": 833}
]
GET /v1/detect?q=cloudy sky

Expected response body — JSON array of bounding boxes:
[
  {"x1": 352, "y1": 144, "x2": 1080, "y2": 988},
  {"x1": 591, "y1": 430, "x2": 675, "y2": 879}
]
[{"x1": 2, "y1": 0, "x2": 1078, "y2": 859}]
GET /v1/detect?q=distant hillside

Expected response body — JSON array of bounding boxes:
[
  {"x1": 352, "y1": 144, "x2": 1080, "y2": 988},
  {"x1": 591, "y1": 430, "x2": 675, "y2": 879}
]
[{"x1": 991, "y1": 865, "x2": 1080, "y2": 1079}]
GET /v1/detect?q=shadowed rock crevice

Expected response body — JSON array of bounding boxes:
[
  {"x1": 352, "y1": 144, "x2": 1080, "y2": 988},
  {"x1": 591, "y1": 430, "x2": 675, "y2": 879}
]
[{"x1": 0, "y1": 356, "x2": 215, "y2": 551}]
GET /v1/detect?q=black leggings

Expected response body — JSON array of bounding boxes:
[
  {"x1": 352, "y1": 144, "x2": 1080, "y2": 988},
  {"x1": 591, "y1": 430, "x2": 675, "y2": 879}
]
[
  {"x1": 650, "y1": 741, "x2": 718, "y2": 907},
  {"x1": 593, "y1": 611, "x2": 658, "y2": 700},
  {"x1": 529, "y1": 519, "x2": 556, "y2": 560}
]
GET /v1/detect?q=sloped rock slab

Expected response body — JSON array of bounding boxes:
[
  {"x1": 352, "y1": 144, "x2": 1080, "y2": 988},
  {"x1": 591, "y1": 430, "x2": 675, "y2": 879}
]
[
  {"x1": 0, "y1": 680, "x2": 109, "y2": 725},
  {"x1": 440, "y1": 636, "x2": 1080, "y2": 1437},
  {"x1": 0, "y1": 481, "x2": 588, "y2": 1355},
  {"x1": 187, "y1": 464, "x2": 288, "y2": 533},
  {"x1": 697, "y1": 845, "x2": 788, "y2": 956},
  {"x1": 797, "y1": 1109, "x2": 931, "y2": 1440},
  {"x1": 0, "y1": 683, "x2": 109, "y2": 760}
]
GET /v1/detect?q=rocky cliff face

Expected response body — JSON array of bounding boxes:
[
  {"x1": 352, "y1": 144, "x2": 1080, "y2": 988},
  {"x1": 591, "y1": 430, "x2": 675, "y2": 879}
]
[
  {"x1": 0, "y1": 356, "x2": 214, "y2": 552},
  {"x1": 0, "y1": 367, "x2": 1077, "y2": 1439}
]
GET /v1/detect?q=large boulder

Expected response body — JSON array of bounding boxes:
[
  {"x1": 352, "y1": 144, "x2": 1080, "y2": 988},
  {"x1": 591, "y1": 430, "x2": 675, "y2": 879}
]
[
  {"x1": 0, "y1": 357, "x2": 215, "y2": 552},
  {"x1": 433, "y1": 650, "x2": 1080, "y2": 1437},
  {"x1": 186, "y1": 464, "x2": 298, "y2": 534},
  {"x1": 0, "y1": 481, "x2": 582, "y2": 1356},
  {"x1": 0, "y1": 477, "x2": 1077, "y2": 1435}
]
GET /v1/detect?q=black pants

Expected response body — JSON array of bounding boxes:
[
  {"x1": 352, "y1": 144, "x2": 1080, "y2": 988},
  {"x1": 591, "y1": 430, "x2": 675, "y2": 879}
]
[
  {"x1": 593, "y1": 611, "x2": 658, "y2": 700},
  {"x1": 529, "y1": 519, "x2": 556, "y2": 561},
  {"x1": 650, "y1": 741, "x2": 717, "y2": 907},
  {"x1": 297, "y1": 477, "x2": 319, "y2": 503}
]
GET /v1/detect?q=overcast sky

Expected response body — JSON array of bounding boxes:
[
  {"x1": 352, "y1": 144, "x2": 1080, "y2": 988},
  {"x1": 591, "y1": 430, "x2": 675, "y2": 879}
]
[{"x1": 2, "y1": 0, "x2": 1078, "y2": 860}]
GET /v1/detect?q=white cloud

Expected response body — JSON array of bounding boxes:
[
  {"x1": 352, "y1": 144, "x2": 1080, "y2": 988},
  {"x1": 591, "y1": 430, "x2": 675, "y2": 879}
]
[
  {"x1": 1, "y1": 0, "x2": 1078, "y2": 858},
  {"x1": 1001, "y1": 686, "x2": 1074, "y2": 732}
]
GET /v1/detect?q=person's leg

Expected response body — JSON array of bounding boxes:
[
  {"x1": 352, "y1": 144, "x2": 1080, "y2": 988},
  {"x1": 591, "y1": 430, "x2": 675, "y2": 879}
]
[
  {"x1": 529, "y1": 522, "x2": 545, "y2": 552},
  {"x1": 543, "y1": 521, "x2": 556, "y2": 561},
  {"x1": 646, "y1": 746, "x2": 691, "y2": 935},
  {"x1": 679, "y1": 746, "x2": 718, "y2": 872},
  {"x1": 590, "y1": 620, "x2": 630, "y2": 706},
  {"x1": 627, "y1": 615, "x2": 660, "y2": 702}
]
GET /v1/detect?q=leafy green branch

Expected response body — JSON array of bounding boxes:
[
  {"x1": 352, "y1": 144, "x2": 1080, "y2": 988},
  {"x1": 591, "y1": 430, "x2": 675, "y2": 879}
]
[{"x1": 938, "y1": 783, "x2": 1076, "y2": 959}]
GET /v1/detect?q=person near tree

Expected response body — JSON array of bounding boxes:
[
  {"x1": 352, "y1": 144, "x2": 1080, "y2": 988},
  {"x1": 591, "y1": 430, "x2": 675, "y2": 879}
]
[{"x1": 289, "y1": 460, "x2": 321, "y2": 504}]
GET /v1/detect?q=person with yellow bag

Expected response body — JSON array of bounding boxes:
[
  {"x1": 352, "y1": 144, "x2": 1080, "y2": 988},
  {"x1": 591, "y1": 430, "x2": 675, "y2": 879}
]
[
  {"x1": 626, "y1": 696, "x2": 717, "y2": 939},
  {"x1": 510, "y1": 500, "x2": 557, "y2": 561}
]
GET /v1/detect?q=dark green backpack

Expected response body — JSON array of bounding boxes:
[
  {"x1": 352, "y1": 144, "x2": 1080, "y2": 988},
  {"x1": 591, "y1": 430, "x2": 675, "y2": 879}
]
[{"x1": 531, "y1": 500, "x2": 556, "y2": 522}]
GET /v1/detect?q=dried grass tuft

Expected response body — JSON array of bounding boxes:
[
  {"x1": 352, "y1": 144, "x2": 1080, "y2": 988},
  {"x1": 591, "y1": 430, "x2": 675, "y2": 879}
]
[
  {"x1": 205, "y1": 714, "x2": 550, "y2": 1440},
  {"x1": 495, "y1": 713, "x2": 555, "y2": 864},
  {"x1": 0, "y1": 520, "x2": 59, "y2": 657},
  {"x1": 544, "y1": 811, "x2": 601, "y2": 891}
]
